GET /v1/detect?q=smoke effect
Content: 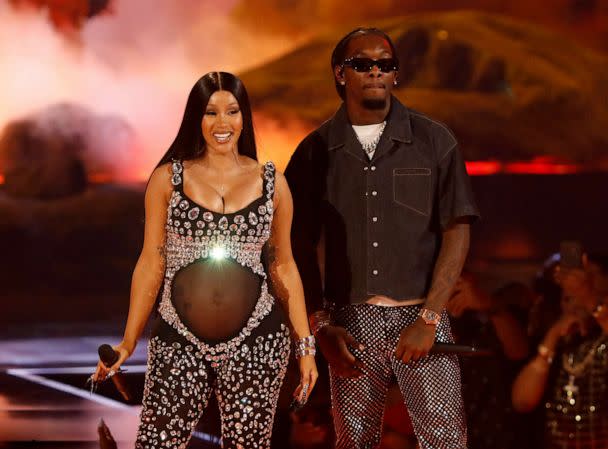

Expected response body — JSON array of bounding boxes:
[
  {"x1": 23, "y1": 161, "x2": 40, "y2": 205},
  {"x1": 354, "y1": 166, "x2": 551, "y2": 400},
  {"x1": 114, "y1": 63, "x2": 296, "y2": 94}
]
[
  {"x1": 0, "y1": 0, "x2": 309, "y2": 181},
  {"x1": 254, "y1": 114, "x2": 313, "y2": 171}
]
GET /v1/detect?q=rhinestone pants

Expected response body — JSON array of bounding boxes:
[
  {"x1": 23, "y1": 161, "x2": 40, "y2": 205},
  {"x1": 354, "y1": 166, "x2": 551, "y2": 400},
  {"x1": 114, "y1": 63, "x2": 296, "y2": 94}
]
[
  {"x1": 135, "y1": 305, "x2": 290, "y2": 449},
  {"x1": 330, "y1": 304, "x2": 467, "y2": 449}
]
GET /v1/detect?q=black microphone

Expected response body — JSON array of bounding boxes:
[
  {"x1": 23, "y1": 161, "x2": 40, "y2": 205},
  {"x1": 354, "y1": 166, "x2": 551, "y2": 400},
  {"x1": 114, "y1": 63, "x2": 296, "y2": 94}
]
[
  {"x1": 430, "y1": 343, "x2": 493, "y2": 357},
  {"x1": 98, "y1": 344, "x2": 132, "y2": 401}
]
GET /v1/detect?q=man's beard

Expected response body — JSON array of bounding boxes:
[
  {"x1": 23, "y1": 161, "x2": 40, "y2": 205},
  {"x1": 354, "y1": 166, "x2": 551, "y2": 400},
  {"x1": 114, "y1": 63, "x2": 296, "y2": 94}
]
[{"x1": 361, "y1": 98, "x2": 387, "y2": 110}]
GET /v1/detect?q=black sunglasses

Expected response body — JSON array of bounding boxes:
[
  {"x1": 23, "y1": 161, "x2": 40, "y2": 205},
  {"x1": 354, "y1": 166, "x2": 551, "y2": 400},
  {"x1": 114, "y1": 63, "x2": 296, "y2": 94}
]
[{"x1": 342, "y1": 57, "x2": 399, "y2": 73}]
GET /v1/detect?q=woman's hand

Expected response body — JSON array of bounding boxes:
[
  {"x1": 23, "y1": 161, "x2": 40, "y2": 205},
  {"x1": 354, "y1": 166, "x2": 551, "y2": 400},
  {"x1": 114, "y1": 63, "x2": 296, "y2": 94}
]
[
  {"x1": 91, "y1": 342, "x2": 132, "y2": 383},
  {"x1": 293, "y1": 355, "x2": 318, "y2": 405},
  {"x1": 543, "y1": 313, "x2": 587, "y2": 349}
]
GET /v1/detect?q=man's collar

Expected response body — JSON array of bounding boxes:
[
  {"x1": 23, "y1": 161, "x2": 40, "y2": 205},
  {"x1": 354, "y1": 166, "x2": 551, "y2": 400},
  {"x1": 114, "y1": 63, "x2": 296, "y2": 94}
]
[{"x1": 328, "y1": 96, "x2": 413, "y2": 151}]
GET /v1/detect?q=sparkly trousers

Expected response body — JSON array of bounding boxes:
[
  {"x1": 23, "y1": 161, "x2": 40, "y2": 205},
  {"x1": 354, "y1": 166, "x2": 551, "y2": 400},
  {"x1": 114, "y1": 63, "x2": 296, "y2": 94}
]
[
  {"x1": 135, "y1": 305, "x2": 290, "y2": 449},
  {"x1": 330, "y1": 304, "x2": 467, "y2": 449}
]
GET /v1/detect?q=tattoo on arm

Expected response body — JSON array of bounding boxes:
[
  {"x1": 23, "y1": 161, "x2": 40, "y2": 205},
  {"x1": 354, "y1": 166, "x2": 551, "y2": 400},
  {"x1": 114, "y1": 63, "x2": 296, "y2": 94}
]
[{"x1": 426, "y1": 223, "x2": 470, "y2": 311}]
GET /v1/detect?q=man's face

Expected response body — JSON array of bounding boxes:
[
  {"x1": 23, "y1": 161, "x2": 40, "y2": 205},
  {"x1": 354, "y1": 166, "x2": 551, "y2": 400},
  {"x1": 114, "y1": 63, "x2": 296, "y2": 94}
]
[{"x1": 335, "y1": 33, "x2": 397, "y2": 109}]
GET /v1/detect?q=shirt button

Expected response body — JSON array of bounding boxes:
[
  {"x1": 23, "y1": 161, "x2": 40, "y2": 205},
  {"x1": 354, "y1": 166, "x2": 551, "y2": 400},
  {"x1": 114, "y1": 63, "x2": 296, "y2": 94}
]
[
  {"x1": 372, "y1": 269, "x2": 379, "y2": 275},
  {"x1": 372, "y1": 242, "x2": 379, "y2": 247},
  {"x1": 371, "y1": 166, "x2": 376, "y2": 171},
  {"x1": 364, "y1": 167, "x2": 369, "y2": 171},
  {"x1": 372, "y1": 216, "x2": 378, "y2": 222},
  {"x1": 371, "y1": 190, "x2": 377, "y2": 196}
]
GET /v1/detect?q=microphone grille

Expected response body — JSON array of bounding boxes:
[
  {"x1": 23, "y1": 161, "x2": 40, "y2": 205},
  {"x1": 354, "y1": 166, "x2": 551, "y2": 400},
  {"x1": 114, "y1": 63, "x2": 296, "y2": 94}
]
[{"x1": 98, "y1": 344, "x2": 119, "y2": 365}]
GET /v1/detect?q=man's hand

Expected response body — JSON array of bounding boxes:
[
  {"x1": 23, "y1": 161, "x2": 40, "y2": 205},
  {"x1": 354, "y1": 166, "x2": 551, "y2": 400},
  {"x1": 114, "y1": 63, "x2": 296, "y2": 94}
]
[
  {"x1": 395, "y1": 319, "x2": 436, "y2": 364},
  {"x1": 317, "y1": 325, "x2": 365, "y2": 378}
]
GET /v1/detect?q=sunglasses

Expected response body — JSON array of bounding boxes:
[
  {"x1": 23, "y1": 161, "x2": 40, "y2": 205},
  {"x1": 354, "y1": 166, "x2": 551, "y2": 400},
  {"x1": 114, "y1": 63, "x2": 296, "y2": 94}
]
[{"x1": 342, "y1": 57, "x2": 399, "y2": 73}]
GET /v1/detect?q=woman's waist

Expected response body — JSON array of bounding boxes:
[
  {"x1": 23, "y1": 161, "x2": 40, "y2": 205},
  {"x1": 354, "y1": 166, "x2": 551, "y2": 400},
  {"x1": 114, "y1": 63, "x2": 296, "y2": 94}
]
[
  {"x1": 170, "y1": 279, "x2": 264, "y2": 307},
  {"x1": 152, "y1": 302, "x2": 286, "y2": 346},
  {"x1": 155, "y1": 280, "x2": 286, "y2": 360}
]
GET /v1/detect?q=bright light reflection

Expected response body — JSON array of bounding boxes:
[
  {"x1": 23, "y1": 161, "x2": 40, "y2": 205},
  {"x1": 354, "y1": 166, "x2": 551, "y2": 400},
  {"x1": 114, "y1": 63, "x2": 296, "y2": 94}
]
[{"x1": 210, "y1": 246, "x2": 227, "y2": 260}]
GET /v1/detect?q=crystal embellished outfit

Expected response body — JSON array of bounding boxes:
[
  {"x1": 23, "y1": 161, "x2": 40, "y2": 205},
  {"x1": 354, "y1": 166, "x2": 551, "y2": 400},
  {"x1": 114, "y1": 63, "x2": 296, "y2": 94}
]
[
  {"x1": 544, "y1": 332, "x2": 608, "y2": 449},
  {"x1": 136, "y1": 160, "x2": 290, "y2": 449},
  {"x1": 286, "y1": 97, "x2": 479, "y2": 449}
]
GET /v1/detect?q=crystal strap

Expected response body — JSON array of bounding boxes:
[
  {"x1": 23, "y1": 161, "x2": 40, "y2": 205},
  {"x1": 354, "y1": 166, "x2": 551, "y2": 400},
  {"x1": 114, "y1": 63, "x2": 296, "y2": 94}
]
[
  {"x1": 171, "y1": 160, "x2": 183, "y2": 187},
  {"x1": 263, "y1": 161, "x2": 276, "y2": 200}
]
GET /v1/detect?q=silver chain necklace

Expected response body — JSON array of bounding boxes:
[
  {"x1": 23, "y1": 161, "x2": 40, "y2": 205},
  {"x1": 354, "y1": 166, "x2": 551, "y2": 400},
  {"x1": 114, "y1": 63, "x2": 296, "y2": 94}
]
[{"x1": 355, "y1": 121, "x2": 387, "y2": 154}]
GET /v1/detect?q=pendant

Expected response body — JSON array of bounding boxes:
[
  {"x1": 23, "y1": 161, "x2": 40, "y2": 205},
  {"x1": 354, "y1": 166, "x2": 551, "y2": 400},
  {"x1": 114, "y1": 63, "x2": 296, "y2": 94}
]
[{"x1": 563, "y1": 374, "x2": 579, "y2": 397}]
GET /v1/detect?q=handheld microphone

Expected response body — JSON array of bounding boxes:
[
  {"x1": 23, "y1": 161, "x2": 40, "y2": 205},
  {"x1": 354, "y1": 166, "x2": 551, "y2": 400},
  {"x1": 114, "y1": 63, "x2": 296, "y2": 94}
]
[
  {"x1": 430, "y1": 343, "x2": 493, "y2": 357},
  {"x1": 98, "y1": 344, "x2": 132, "y2": 402}
]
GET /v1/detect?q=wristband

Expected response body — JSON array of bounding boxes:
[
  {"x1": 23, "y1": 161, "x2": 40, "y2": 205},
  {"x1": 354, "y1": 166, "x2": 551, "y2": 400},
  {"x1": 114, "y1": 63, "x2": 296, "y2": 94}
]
[
  {"x1": 418, "y1": 308, "x2": 441, "y2": 326},
  {"x1": 294, "y1": 335, "x2": 316, "y2": 359}
]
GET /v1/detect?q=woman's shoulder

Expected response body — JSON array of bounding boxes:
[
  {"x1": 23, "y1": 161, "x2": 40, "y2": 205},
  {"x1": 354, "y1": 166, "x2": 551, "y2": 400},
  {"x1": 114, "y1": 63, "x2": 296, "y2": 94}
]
[
  {"x1": 149, "y1": 162, "x2": 174, "y2": 183},
  {"x1": 147, "y1": 162, "x2": 175, "y2": 195}
]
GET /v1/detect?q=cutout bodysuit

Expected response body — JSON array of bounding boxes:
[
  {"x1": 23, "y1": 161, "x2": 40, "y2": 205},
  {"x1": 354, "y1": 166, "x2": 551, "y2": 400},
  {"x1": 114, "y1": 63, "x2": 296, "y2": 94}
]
[
  {"x1": 158, "y1": 160, "x2": 277, "y2": 361},
  {"x1": 135, "y1": 160, "x2": 290, "y2": 449}
]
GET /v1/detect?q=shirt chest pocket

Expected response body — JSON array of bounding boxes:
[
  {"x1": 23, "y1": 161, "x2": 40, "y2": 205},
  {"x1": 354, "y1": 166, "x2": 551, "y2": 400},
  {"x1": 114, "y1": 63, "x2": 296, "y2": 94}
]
[{"x1": 393, "y1": 168, "x2": 432, "y2": 216}]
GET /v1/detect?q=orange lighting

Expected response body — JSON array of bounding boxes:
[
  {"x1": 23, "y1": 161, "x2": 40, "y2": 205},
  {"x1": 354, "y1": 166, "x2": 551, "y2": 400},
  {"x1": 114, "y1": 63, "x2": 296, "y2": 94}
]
[{"x1": 88, "y1": 172, "x2": 116, "y2": 184}]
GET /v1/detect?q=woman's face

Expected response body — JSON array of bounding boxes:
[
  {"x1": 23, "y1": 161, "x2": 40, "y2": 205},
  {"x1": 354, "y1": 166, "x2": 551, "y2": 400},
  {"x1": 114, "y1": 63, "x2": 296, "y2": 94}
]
[{"x1": 201, "y1": 90, "x2": 243, "y2": 153}]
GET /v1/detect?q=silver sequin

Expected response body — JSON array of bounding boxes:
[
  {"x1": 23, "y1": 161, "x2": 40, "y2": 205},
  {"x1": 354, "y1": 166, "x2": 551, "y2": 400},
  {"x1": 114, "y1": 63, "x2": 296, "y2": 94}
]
[{"x1": 330, "y1": 304, "x2": 467, "y2": 449}]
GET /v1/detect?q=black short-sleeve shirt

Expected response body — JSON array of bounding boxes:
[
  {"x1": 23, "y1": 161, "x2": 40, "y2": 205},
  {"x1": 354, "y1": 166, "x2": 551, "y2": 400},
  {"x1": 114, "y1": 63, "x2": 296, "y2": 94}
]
[{"x1": 285, "y1": 97, "x2": 480, "y2": 311}]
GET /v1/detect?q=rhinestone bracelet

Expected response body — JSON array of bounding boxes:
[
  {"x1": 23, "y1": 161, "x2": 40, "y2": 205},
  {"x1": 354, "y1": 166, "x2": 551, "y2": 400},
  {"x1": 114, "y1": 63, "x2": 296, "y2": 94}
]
[
  {"x1": 295, "y1": 335, "x2": 316, "y2": 359},
  {"x1": 296, "y1": 348, "x2": 317, "y2": 358}
]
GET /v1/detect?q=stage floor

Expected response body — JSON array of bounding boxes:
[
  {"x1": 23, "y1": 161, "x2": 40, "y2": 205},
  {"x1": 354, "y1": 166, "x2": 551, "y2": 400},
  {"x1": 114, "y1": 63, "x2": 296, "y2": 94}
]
[{"x1": 0, "y1": 334, "x2": 220, "y2": 448}]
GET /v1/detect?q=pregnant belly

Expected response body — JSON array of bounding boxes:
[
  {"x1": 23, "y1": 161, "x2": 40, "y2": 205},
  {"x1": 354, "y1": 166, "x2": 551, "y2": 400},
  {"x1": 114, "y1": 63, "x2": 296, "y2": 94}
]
[{"x1": 171, "y1": 259, "x2": 262, "y2": 342}]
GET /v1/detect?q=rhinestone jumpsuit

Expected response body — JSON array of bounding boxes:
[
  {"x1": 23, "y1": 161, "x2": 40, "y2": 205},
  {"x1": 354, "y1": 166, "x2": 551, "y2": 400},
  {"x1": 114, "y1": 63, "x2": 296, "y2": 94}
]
[{"x1": 135, "y1": 160, "x2": 291, "y2": 449}]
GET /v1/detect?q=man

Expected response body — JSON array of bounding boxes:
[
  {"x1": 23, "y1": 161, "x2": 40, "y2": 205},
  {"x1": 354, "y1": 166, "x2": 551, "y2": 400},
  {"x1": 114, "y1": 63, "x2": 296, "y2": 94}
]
[{"x1": 285, "y1": 28, "x2": 479, "y2": 449}]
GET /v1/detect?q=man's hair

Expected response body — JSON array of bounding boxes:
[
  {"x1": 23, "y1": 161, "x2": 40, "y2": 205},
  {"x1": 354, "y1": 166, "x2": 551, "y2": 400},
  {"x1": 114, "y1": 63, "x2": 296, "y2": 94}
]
[{"x1": 330, "y1": 27, "x2": 399, "y2": 100}]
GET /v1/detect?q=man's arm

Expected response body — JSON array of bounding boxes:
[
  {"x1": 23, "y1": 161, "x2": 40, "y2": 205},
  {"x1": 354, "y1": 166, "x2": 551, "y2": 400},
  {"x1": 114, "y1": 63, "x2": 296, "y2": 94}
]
[
  {"x1": 284, "y1": 134, "x2": 325, "y2": 315},
  {"x1": 395, "y1": 220, "x2": 470, "y2": 363},
  {"x1": 395, "y1": 136, "x2": 479, "y2": 364},
  {"x1": 425, "y1": 220, "x2": 470, "y2": 313},
  {"x1": 285, "y1": 133, "x2": 365, "y2": 377}
]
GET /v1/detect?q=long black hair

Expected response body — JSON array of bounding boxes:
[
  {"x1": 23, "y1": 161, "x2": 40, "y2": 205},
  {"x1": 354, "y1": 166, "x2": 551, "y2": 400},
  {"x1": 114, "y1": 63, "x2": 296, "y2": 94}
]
[
  {"x1": 331, "y1": 27, "x2": 399, "y2": 100},
  {"x1": 157, "y1": 72, "x2": 257, "y2": 167}
]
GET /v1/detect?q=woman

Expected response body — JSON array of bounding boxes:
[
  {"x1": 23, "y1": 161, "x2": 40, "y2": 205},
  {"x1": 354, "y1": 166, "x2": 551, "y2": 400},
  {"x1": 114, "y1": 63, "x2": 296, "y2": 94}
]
[
  {"x1": 92, "y1": 72, "x2": 318, "y2": 448},
  {"x1": 511, "y1": 254, "x2": 608, "y2": 449}
]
